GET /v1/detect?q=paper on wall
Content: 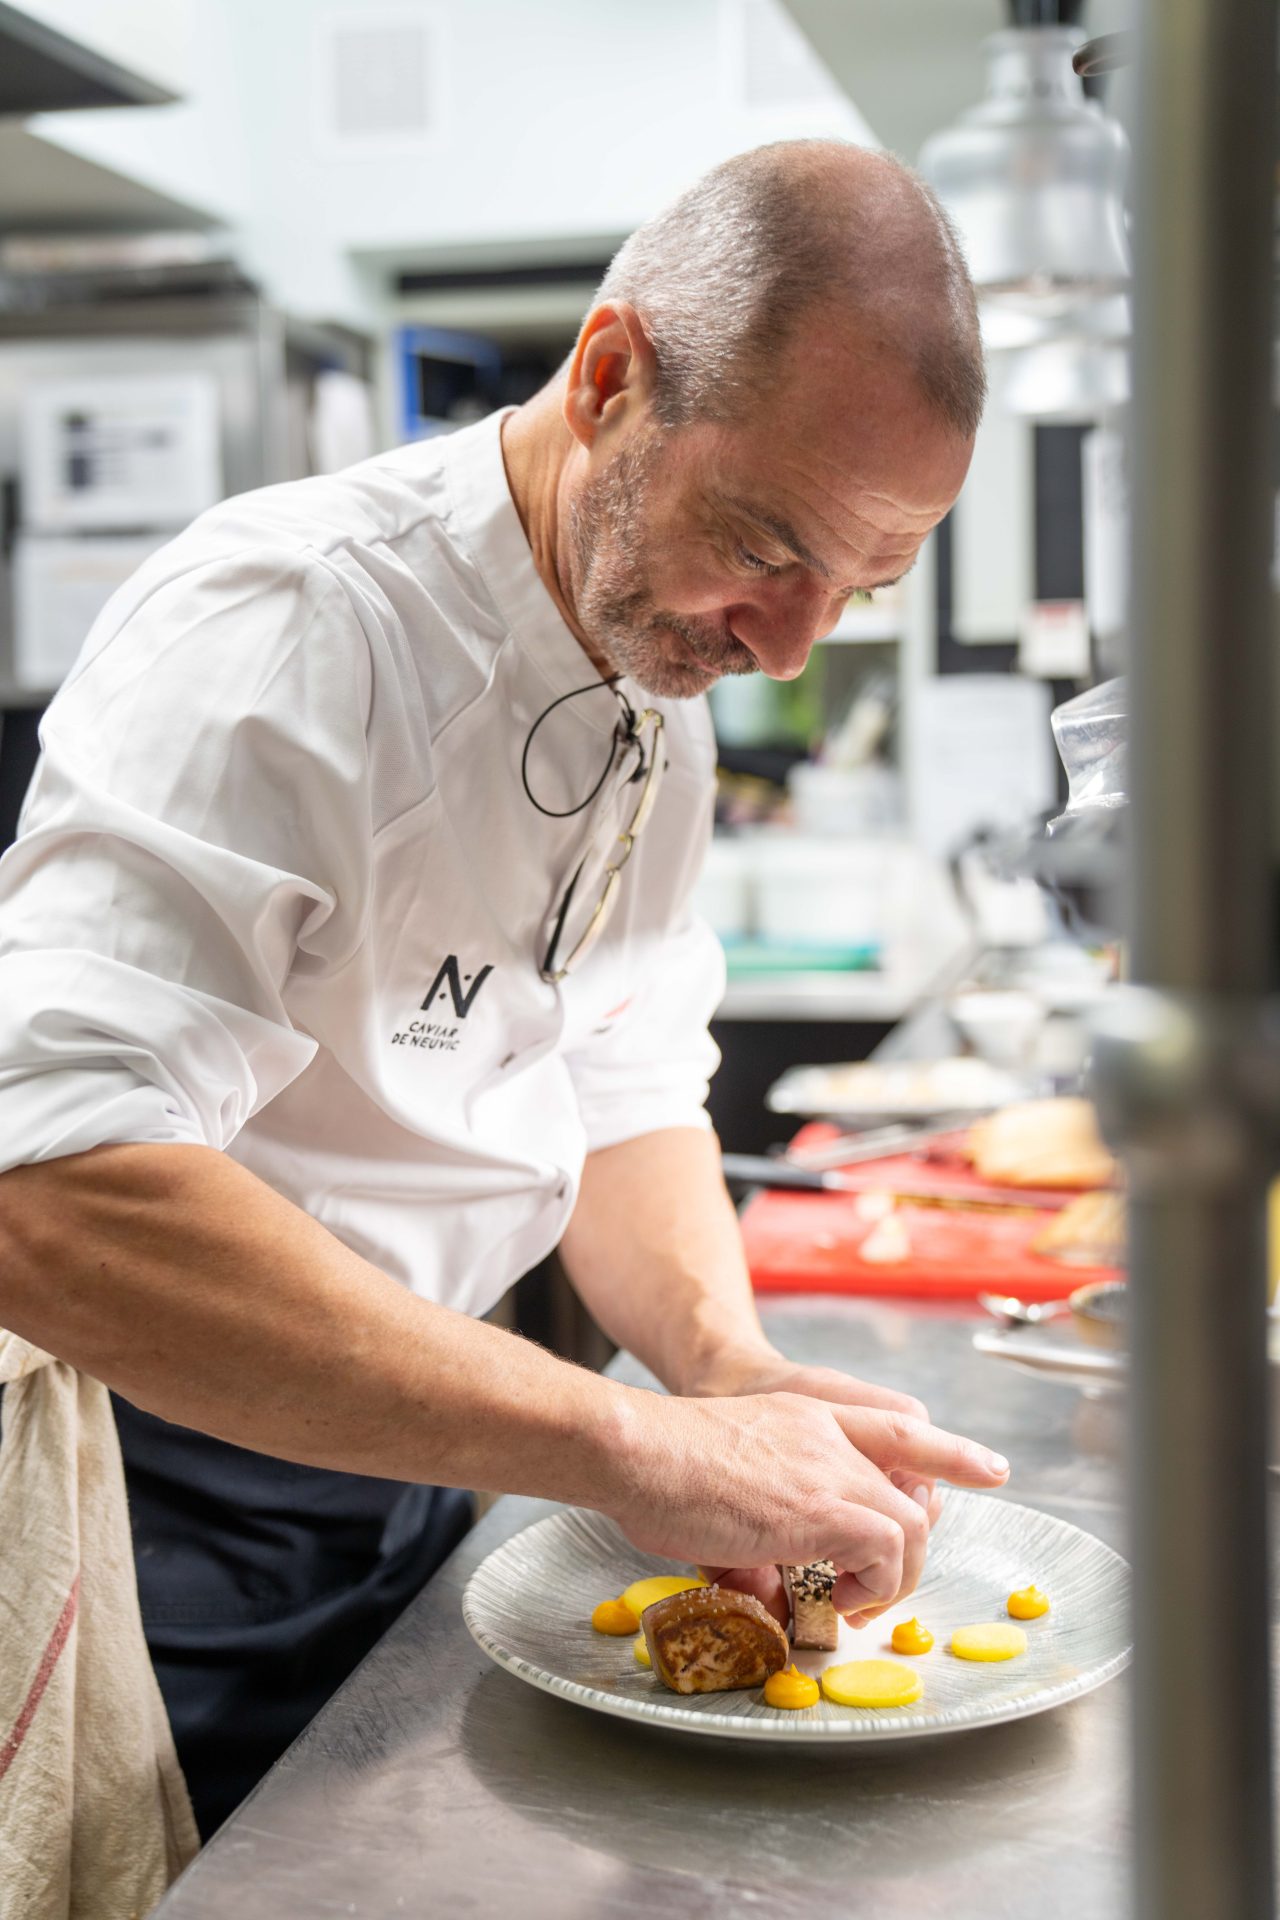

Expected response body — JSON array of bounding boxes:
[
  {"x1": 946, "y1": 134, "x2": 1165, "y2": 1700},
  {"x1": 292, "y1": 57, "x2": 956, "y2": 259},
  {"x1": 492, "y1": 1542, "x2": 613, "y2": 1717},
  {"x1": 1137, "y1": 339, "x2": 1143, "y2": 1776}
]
[
  {"x1": 20, "y1": 373, "x2": 222, "y2": 533},
  {"x1": 911, "y1": 674, "x2": 1057, "y2": 861}
]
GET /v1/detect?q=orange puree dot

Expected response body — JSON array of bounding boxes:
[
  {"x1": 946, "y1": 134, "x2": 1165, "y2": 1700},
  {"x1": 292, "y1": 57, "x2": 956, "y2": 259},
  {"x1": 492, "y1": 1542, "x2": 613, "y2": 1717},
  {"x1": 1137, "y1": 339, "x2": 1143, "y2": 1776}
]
[
  {"x1": 891, "y1": 1617, "x2": 935, "y2": 1655},
  {"x1": 592, "y1": 1597, "x2": 640, "y2": 1635},
  {"x1": 1008, "y1": 1584, "x2": 1050, "y2": 1620},
  {"x1": 764, "y1": 1664, "x2": 820, "y2": 1710}
]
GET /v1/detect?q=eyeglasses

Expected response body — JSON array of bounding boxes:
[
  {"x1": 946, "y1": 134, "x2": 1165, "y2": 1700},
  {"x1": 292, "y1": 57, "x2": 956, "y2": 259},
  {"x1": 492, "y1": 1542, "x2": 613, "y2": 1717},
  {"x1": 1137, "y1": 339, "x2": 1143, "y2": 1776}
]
[{"x1": 539, "y1": 707, "x2": 665, "y2": 983}]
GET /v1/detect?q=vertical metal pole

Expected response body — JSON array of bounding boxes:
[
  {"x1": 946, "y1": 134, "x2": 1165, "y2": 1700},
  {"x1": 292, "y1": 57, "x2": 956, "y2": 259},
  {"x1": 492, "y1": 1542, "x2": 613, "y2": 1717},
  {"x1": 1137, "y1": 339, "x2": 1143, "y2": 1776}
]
[{"x1": 1126, "y1": 3, "x2": 1276, "y2": 1917}]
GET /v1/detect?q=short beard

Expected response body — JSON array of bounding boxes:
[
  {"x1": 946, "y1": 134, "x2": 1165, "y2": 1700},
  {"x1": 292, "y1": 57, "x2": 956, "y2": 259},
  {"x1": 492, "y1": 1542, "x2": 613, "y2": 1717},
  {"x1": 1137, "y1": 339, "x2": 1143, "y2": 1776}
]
[{"x1": 568, "y1": 432, "x2": 757, "y2": 699}]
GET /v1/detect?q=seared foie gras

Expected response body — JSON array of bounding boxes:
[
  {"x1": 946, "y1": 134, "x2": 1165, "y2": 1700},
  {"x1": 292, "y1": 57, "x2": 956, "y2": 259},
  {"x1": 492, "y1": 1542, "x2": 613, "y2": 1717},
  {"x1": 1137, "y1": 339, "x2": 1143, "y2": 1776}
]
[
  {"x1": 781, "y1": 1561, "x2": 840, "y2": 1651},
  {"x1": 641, "y1": 1585, "x2": 789, "y2": 1694}
]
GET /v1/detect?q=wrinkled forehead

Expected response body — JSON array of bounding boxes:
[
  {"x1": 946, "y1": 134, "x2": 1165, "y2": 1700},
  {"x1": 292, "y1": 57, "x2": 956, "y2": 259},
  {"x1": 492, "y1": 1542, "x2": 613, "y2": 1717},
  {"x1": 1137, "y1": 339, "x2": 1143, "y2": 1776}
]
[{"x1": 687, "y1": 392, "x2": 972, "y2": 581}]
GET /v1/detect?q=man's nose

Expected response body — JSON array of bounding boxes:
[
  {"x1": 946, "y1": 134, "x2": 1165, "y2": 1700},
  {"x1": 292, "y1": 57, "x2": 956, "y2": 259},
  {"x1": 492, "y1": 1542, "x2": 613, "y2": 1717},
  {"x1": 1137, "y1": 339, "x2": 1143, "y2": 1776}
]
[{"x1": 731, "y1": 588, "x2": 843, "y2": 681}]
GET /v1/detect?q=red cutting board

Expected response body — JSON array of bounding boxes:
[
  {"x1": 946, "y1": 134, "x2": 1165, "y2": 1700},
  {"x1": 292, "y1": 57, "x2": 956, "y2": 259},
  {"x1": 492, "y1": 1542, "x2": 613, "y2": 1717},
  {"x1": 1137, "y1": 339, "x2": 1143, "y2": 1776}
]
[{"x1": 742, "y1": 1124, "x2": 1121, "y2": 1302}]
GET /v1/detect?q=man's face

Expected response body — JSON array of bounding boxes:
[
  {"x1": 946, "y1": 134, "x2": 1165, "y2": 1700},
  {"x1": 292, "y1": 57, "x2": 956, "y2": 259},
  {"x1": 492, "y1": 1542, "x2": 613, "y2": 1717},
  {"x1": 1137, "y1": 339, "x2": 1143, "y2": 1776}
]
[{"x1": 567, "y1": 328, "x2": 974, "y2": 700}]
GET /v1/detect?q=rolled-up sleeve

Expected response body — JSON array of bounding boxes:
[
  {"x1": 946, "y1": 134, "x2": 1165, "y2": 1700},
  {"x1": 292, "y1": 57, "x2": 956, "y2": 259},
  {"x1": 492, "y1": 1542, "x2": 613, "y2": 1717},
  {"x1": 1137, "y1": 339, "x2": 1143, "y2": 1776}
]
[{"x1": 0, "y1": 549, "x2": 373, "y2": 1174}]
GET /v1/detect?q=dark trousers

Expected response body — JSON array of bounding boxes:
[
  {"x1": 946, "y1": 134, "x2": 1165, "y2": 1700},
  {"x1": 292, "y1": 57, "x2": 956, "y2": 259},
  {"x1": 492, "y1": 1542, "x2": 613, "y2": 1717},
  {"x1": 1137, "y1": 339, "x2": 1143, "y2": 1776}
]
[{"x1": 113, "y1": 1397, "x2": 472, "y2": 1841}]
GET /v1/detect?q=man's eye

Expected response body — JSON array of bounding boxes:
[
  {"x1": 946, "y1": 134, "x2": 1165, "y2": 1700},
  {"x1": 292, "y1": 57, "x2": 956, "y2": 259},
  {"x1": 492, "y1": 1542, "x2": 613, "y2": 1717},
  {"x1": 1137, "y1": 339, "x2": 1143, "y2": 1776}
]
[{"x1": 737, "y1": 545, "x2": 783, "y2": 576}]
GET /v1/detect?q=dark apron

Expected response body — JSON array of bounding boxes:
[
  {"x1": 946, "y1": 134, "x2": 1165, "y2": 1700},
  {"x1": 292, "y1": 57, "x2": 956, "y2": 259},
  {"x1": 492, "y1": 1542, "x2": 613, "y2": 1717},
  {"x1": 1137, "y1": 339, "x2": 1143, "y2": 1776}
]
[{"x1": 113, "y1": 1396, "x2": 472, "y2": 1840}]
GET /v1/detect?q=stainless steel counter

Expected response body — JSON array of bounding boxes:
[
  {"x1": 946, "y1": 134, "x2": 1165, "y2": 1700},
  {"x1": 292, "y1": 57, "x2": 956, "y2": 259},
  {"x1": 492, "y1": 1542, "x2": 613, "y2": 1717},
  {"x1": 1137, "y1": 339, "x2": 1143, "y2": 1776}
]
[{"x1": 154, "y1": 1299, "x2": 1131, "y2": 1919}]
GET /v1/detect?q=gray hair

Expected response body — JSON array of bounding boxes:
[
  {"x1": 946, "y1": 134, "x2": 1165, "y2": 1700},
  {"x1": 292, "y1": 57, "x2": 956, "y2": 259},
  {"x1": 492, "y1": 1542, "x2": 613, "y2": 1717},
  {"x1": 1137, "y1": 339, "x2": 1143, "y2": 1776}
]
[{"x1": 596, "y1": 139, "x2": 985, "y2": 438}]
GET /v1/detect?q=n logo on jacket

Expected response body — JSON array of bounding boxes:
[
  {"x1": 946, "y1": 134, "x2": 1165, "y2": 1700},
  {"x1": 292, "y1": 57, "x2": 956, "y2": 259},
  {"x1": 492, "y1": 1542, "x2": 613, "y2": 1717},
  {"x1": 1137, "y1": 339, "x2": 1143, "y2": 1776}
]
[{"x1": 421, "y1": 956, "x2": 494, "y2": 1020}]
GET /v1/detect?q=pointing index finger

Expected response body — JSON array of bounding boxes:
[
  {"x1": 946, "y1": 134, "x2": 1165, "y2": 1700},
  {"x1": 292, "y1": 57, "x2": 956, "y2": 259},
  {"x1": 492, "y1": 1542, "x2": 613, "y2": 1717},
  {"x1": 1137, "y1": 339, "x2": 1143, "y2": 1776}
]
[{"x1": 839, "y1": 1407, "x2": 1010, "y2": 1487}]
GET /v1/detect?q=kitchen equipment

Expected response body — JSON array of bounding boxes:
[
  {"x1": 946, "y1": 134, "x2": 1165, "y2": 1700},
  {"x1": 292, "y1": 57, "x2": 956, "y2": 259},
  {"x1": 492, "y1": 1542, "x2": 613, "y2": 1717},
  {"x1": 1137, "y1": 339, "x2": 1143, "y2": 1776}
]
[
  {"x1": 947, "y1": 988, "x2": 1047, "y2": 1071},
  {"x1": 978, "y1": 1292, "x2": 1070, "y2": 1329},
  {"x1": 973, "y1": 1323, "x2": 1126, "y2": 1390},
  {"x1": 742, "y1": 1176, "x2": 1118, "y2": 1301},
  {"x1": 787, "y1": 763, "x2": 901, "y2": 837},
  {"x1": 767, "y1": 1056, "x2": 1027, "y2": 1121},
  {"x1": 739, "y1": 1121, "x2": 1120, "y2": 1300},
  {"x1": 463, "y1": 1493, "x2": 1131, "y2": 1744},
  {"x1": 1068, "y1": 1279, "x2": 1128, "y2": 1349},
  {"x1": 724, "y1": 1154, "x2": 1057, "y2": 1214},
  {"x1": 782, "y1": 1119, "x2": 950, "y2": 1169},
  {"x1": 918, "y1": 22, "x2": 1130, "y2": 312}
]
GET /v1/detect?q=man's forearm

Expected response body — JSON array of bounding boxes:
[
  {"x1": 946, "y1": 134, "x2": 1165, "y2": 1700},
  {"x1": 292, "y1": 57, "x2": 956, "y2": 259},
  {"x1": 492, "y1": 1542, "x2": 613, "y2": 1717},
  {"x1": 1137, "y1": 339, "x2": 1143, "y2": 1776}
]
[
  {"x1": 0, "y1": 1139, "x2": 1013, "y2": 1615},
  {"x1": 557, "y1": 1127, "x2": 774, "y2": 1395},
  {"x1": 0, "y1": 1142, "x2": 629, "y2": 1505}
]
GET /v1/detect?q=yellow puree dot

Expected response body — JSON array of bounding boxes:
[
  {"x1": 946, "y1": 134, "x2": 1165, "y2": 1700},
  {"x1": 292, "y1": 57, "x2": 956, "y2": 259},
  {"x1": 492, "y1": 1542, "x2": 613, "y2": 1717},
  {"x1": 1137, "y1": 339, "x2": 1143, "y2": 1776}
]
[
  {"x1": 891, "y1": 1617, "x2": 934, "y2": 1656},
  {"x1": 620, "y1": 1574, "x2": 706, "y2": 1617},
  {"x1": 821, "y1": 1660, "x2": 923, "y2": 1709},
  {"x1": 633, "y1": 1634, "x2": 651, "y2": 1669},
  {"x1": 592, "y1": 1597, "x2": 639, "y2": 1636},
  {"x1": 1007, "y1": 1584, "x2": 1050, "y2": 1620},
  {"x1": 950, "y1": 1623, "x2": 1027, "y2": 1662},
  {"x1": 764, "y1": 1664, "x2": 820, "y2": 1710}
]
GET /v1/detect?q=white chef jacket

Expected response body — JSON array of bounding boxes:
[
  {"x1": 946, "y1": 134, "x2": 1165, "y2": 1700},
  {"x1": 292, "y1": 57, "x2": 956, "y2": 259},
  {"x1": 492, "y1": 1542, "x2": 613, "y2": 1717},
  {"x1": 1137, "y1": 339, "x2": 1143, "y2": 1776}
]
[{"x1": 0, "y1": 410, "x2": 724, "y2": 1318}]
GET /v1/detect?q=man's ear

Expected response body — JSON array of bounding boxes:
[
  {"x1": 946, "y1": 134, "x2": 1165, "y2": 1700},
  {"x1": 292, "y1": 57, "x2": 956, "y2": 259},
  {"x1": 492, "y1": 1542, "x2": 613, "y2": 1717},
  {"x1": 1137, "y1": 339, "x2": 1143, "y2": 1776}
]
[{"x1": 563, "y1": 301, "x2": 658, "y2": 450}]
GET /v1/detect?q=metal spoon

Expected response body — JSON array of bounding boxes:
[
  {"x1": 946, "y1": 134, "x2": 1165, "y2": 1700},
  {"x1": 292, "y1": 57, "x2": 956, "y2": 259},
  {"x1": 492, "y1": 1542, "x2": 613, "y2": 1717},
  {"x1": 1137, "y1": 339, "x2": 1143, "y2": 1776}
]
[{"x1": 977, "y1": 1291, "x2": 1070, "y2": 1330}]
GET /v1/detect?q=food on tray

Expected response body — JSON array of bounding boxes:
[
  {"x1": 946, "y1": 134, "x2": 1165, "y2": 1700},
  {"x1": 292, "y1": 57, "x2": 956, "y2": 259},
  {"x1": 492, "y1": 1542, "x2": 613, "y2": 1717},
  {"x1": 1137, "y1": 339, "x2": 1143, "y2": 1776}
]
[
  {"x1": 621, "y1": 1573, "x2": 705, "y2": 1617},
  {"x1": 614, "y1": 1559, "x2": 1050, "y2": 1703},
  {"x1": 891, "y1": 1617, "x2": 934, "y2": 1655},
  {"x1": 853, "y1": 1190, "x2": 896, "y2": 1224},
  {"x1": 771, "y1": 1056, "x2": 1022, "y2": 1119},
  {"x1": 782, "y1": 1561, "x2": 840, "y2": 1650},
  {"x1": 821, "y1": 1660, "x2": 923, "y2": 1708},
  {"x1": 859, "y1": 1211, "x2": 912, "y2": 1265},
  {"x1": 1033, "y1": 1190, "x2": 1126, "y2": 1265},
  {"x1": 592, "y1": 1597, "x2": 639, "y2": 1635},
  {"x1": 764, "y1": 1664, "x2": 820, "y2": 1710},
  {"x1": 950, "y1": 1622, "x2": 1028, "y2": 1662},
  {"x1": 641, "y1": 1586, "x2": 789, "y2": 1695},
  {"x1": 967, "y1": 1097, "x2": 1119, "y2": 1191}
]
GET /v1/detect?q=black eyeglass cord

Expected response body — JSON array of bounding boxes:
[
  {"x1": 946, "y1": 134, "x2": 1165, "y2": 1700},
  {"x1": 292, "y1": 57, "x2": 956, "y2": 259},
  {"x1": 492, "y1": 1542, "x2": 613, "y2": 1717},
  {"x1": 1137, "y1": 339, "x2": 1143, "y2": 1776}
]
[{"x1": 520, "y1": 676, "x2": 643, "y2": 820}]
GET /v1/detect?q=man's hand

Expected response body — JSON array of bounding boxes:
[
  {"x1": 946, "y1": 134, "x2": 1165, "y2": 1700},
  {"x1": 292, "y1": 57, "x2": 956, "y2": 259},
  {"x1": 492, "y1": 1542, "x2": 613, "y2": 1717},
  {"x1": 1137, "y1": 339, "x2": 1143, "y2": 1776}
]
[
  {"x1": 653, "y1": 1344, "x2": 970, "y2": 1624},
  {"x1": 609, "y1": 1388, "x2": 1008, "y2": 1620},
  {"x1": 556, "y1": 1129, "x2": 1002, "y2": 1623},
  {"x1": 683, "y1": 1344, "x2": 947, "y2": 1524}
]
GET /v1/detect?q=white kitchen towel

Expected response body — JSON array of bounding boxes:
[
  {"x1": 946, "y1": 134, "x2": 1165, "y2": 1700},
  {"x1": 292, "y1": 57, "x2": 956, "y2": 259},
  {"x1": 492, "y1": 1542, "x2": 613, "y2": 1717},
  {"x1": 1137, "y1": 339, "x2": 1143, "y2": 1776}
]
[{"x1": 0, "y1": 1332, "x2": 199, "y2": 1918}]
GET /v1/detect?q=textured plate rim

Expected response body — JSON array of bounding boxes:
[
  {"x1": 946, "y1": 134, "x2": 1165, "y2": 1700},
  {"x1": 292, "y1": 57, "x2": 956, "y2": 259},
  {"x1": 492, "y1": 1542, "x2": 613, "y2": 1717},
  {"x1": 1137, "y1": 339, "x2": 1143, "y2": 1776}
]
[{"x1": 462, "y1": 1495, "x2": 1132, "y2": 1745}]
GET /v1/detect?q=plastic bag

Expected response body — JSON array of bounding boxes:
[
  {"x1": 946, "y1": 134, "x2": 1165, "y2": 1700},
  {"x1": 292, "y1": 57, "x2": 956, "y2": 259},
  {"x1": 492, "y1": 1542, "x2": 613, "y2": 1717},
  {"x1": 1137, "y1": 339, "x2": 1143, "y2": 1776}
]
[{"x1": 1049, "y1": 676, "x2": 1127, "y2": 829}]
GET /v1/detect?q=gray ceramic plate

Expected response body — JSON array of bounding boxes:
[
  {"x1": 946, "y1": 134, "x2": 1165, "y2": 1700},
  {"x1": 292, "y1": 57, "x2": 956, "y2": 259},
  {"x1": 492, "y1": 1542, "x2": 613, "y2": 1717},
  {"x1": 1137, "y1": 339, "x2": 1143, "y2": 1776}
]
[{"x1": 462, "y1": 1490, "x2": 1131, "y2": 1744}]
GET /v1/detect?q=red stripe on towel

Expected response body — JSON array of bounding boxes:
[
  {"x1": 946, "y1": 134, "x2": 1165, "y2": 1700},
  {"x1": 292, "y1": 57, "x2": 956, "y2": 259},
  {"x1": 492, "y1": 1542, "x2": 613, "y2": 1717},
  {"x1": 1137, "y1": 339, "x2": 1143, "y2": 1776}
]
[{"x1": 0, "y1": 1572, "x2": 80, "y2": 1785}]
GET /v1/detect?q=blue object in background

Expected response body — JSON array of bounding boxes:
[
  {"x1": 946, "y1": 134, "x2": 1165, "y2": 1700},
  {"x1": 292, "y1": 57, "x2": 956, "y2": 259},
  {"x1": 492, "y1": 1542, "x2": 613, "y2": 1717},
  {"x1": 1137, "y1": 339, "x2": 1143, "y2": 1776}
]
[{"x1": 396, "y1": 326, "x2": 505, "y2": 441}]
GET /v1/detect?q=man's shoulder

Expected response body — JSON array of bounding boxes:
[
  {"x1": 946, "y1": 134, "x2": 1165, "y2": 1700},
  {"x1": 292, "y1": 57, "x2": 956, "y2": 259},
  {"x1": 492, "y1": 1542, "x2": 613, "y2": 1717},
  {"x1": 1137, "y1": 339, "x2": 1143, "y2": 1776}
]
[
  {"x1": 101, "y1": 429, "x2": 489, "y2": 672},
  {"x1": 171, "y1": 433, "x2": 457, "y2": 576}
]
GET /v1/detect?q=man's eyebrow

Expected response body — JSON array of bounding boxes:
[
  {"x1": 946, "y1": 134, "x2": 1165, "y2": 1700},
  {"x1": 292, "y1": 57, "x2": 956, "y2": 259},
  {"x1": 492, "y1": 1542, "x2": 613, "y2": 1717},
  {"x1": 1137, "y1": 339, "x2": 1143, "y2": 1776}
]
[
  {"x1": 717, "y1": 495, "x2": 831, "y2": 579},
  {"x1": 718, "y1": 494, "x2": 916, "y2": 594}
]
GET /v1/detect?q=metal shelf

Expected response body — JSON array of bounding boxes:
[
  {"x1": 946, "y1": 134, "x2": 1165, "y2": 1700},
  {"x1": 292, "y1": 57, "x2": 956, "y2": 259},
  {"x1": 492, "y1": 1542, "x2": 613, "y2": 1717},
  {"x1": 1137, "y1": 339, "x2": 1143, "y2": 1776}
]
[
  {"x1": 716, "y1": 969, "x2": 929, "y2": 1022},
  {"x1": 0, "y1": 0, "x2": 176, "y2": 115}
]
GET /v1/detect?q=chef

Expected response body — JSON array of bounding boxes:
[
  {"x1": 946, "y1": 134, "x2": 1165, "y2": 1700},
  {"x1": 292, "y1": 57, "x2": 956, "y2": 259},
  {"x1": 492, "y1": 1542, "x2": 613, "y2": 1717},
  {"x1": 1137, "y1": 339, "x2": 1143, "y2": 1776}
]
[{"x1": 0, "y1": 139, "x2": 1007, "y2": 1837}]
